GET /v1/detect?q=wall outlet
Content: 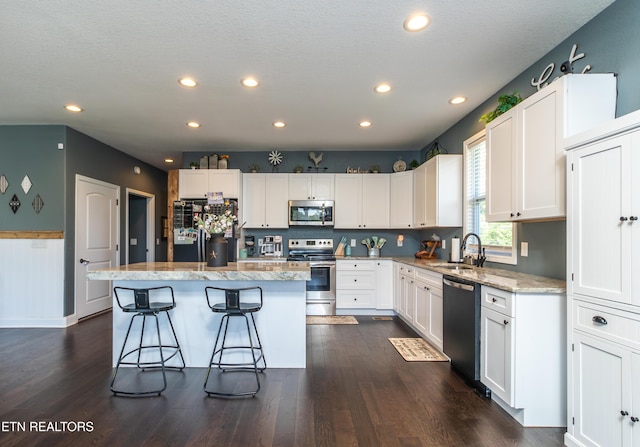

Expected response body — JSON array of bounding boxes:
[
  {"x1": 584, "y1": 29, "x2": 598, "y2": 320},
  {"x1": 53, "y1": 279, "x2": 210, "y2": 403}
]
[
  {"x1": 521, "y1": 241, "x2": 529, "y2": 257},
  {"x1": 397, "y1": 235, "x2": 404, "y2": 247},
  {"x1": 441, "y1": 239, "x2": 446, "y2": 250},
  {"x1": 350, "y1": 239, "x2": 356, "y2": 247}
]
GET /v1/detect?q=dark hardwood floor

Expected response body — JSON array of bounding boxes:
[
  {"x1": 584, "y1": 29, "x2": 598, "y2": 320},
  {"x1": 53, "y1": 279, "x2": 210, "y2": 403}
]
[{"x1": 0, "y1": 313, "x2": 565, "y2": 446}]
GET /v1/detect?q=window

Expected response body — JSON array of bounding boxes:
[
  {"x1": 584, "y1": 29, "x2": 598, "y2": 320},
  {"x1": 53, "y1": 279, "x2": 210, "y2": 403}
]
[{"x1": 463, "y1": 130, "x2": 516, "y2": 265}]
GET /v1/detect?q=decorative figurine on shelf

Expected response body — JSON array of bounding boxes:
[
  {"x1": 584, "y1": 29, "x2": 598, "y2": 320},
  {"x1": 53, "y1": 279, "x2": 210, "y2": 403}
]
[
  {"x1": 268, "y1": 150, "x2": 283, "y2": 172},
  {"x1": 308, "y1": 151, "x2": 327, "y2": 172}
]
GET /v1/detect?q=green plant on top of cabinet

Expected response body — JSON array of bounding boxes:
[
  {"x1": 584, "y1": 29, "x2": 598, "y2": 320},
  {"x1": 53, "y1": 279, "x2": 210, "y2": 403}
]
[
  {"x1": 485, "y1": 73, "x2": 616, "y2": 222},
  {"x1": 288, "y1": 173, "x2": 334, "y2": 200},
  {"x1": 413, "y1": 154, "x2": 462, "y2": 228},
  {"x1": 242, "y1": 173, "x2": 288, "y2": 228}
]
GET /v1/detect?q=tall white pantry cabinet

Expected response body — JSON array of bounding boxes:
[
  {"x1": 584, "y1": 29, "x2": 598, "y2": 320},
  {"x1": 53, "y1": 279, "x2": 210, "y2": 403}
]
[{"x1": 565, "y1": 110, "x2": 640, "y2": 447}]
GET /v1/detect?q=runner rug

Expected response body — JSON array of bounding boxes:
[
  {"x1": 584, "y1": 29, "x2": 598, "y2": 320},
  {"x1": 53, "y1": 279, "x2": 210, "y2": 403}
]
[
  {"x1": 388, "y1": 338, "x2": 448, "y2": 362},
  {"x1": 306, "y1": 315, "x2": 359, "y2": 325}
]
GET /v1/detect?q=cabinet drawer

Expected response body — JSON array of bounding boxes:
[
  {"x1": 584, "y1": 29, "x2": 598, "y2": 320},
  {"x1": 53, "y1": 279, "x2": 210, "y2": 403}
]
[
  {"x1": 397, "y1": 263, "x2": 415, "y2": 279},
  {"x1": 573, "y1": 300, "x2": 640, "y2": 350},
  {"x1": 415, "y1": 268, "x2": 442, "y2": 289},
  {"x1": 336, "y1": 290, "x2": 375, "y2": 308},
  {"x1": 481, "y1": 286, "x2": 514, "y2": 317},
  {"x1": 336, "y1": 271, "x2": 376, "y2": 289},
  {"x1": 337, "y1": 260, "x2": 375, "y2": 271}
]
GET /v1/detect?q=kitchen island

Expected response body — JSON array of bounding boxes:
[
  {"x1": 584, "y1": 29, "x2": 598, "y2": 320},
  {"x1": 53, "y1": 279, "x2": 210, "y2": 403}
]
[{"x1": 87, "y1": 261, "x2": 311, "y2": 368}]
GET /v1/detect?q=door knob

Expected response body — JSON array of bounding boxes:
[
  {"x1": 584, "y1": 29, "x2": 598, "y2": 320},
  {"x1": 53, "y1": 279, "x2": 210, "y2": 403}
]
[{"x1": 620, "y1": 216, "x2": 629, "y2": 222}]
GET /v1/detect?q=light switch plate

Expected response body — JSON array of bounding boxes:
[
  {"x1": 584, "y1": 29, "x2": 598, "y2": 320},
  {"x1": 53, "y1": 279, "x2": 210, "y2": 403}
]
[
  {"x1": 350, "y1": 239, "x2": 356, "y2": 247},
  {"x1": 521, "y1": 241, "x2": 529, "y2": 257}
]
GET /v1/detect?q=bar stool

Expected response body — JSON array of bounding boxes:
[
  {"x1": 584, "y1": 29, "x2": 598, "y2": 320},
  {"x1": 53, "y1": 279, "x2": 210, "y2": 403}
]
[
  {"x1": 204, "y1": 286, "x2": 267, "y2": 398},
  {"x1": 111, "y1": 286, "x2": 185, "y2": 396}
]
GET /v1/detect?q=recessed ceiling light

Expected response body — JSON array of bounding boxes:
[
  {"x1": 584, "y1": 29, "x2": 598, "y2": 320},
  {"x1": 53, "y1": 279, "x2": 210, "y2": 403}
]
[
  {"x1": 374, "y1": 83, "x2": 392, "y2": 94},
  {"x1": 404, "y1": 13, "x2": 430, "y2": 32},
  {"x1": 241, "y1": 77, "x2": 259, "y2": 88},
  {"x1": 164, "y1": 158, "x2": 174, "y2": 163},
  {"x1": 273, "y1": 121, "x2": 286, "y2": 128},
  {"x1": 186, "y1": 121, "x2": 200, "y2": 128},
  {"x1": 449, "y1": 96, "x2": 467, "y2": 104},
  {"x1": 359, "y1": 121, "x2": 372, "y2": 128},
  {"x1": 64, "y1": 104, "x2": 83, "y2": 112},
  {"x1": 178, "y1": 77, "x2": 198, "y2": 88}
]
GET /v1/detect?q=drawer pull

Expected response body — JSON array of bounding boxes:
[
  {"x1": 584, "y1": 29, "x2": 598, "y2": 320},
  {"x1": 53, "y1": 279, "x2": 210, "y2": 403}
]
[
  {"x1": 631, "y1": 416, "x2": 639, "y2": 423},
  {"x1": 621, "y1": 410, "x2": 629, "y2": 417},
  {"x1": 592, "y1": 316, "x2": 608, "y2": 325},
  {"x1": 503, "y1": 320, "x2": 509, "y2": 325},
  {"x1": 492, "y1": 298, "x2": 497, "y2": 303}
]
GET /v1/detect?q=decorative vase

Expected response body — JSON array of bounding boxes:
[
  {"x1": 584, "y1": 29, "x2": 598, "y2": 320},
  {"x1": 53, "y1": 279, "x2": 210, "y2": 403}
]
[
  {"x1": 218, "y1": 158, "x2": 228, "y2": 169},
  {"x1": 207, "y1": 234, "x2": 228, "y2": 267},
  {"x1": 368, "y1": 248, "x2": 380, "y2": 257}
]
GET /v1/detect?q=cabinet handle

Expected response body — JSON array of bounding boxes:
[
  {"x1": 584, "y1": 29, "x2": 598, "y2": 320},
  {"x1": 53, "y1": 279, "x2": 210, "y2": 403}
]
[
  {"x1": 353, "y1": 279, "x2": 357, "y2": 282},
  {"x1": 620, "y1": 216, "x2": 629, "y2": 222},
  {"x1": 510, "y1": 213, "x2": 515, "y2": 218},
  {"x1": 631, "y1": 216, "x2": 639, "y2": 221},
  {"x1": 503, "y1": 320, "x2": 509, "y2": 325},
  {"x1": 492, "y1": 298, "x2": 497, "y2": 303},
  {"x1": 516, "y1": 212, "x2": 521, "y2": 217},
  {"x1": 621, "y1": 410, "x2": 629, "y2": 416},
  {"x1": 631, "y1": 416, "x2": 639, "y2": 423},
  {"x1": 592, "y1": 315, "x2": 608, "y2": 325}
]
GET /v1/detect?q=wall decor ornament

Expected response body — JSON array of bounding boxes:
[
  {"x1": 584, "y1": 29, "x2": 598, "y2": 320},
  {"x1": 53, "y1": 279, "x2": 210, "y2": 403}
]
[
  {"x1": 268, "y1": 150, "x2": 283, "y2": 172},
  {"x1": 21, "y1": 175, "x2": 32, "y2": 194},
  {"x1": 0, "y1": 174, "x2": 8, "y2": 194},
  {"x1": 32, "y1": 194, "x2": 44, "y2": 214},
  {"x1": 9, "y1": 194, "x2": 20, "y2": 214},
  {"x1": 531, "y1": 43, "x2": 592, "y2": 91}
]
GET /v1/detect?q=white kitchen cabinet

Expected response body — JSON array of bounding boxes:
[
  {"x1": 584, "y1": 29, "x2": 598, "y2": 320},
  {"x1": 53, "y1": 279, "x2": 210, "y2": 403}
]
[
  {"x1": 480, "y1": 286, "x2": 566, "y2": 427},
  {"x1": 565, "y1": 110, "x2": 640, "y2": 447},
  {"x1": 486, "y1": 73, "x2": 616, "y2": 222},
  {"x1": 413, "y1": 155, "x2": 462, "y2": 228},
  {"x1": 241, "y1": 174, "x2": 288, "y2": 228},
  {"x1": 179, "y1": 169, "x2": 241, "y2": 199},
  {"x1": 288, "y1": 174, "x2": 334, "y2": 200},
  {"x1": 334, "y1": 174, "x2": 389, "y2": 229},
  {"x1": 389, "y1": 171, "x2": 413, "y2": 228},
  {"x1": 395, "y1": 263, "x2": 415, "y2": 323},
  {"x1": 336, "y1": 260, "x2": 376, "y2": 310},
  {"x1": 375, "y1": 260, "x2": 394, "y2": 310}
]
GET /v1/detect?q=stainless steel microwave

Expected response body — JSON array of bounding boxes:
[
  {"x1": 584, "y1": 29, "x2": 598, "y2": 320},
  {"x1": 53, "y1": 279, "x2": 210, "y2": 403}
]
[{"x1": 288, "y1": 200, "x2": 334, "y2": 226}]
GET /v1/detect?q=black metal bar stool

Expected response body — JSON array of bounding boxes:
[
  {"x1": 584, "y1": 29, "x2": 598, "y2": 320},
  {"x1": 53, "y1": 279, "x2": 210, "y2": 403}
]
[
  {"x1": 111, "y1": 286, "x2": 185, "y2": 396},
  {"x1": 204, "y1": 286, "x2": 267, "y2": 398}
]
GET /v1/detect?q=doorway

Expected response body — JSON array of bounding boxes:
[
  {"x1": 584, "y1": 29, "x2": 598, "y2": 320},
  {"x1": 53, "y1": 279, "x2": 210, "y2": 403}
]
[{"x1": 126, "y1": 189, "x2": 155, "y2": 265}]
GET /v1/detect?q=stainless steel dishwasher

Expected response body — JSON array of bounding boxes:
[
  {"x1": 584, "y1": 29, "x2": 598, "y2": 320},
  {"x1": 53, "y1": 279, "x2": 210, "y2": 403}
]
[{"x1": 442, "y1": 275, "x2": 489, "y2": 397}]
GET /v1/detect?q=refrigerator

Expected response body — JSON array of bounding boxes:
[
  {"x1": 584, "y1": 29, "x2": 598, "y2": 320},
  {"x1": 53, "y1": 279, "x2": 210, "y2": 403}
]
[{"x1": 172, "y1": 199, "x2": 238, "y2": 262}]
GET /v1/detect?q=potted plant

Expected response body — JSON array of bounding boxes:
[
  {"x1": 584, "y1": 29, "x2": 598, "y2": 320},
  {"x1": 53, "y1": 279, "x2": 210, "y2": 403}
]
[
  {"x1": 409, "y1": 160, "x2": 420, "y2": 170},
  {"x1": 189, "y1": 161, "x2": 199, "y2": 169},
  {"x1": 369, "y1": 164, "x2": 381, "y2": 173},
  {"x1": 479, "y1": 91, "x2": 523, "y2": 124},
  {"x1": 293, "y1": 165, "x2": 304, "y2": 173},
  {"x1": 248, "y1": 163, "x2": 260, "y2": 173}
]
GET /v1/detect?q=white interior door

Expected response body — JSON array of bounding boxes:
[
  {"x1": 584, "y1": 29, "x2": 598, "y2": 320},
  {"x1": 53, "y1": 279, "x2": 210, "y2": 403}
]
[{"x1": 75, "y1": 175, "x2": 119, "y2": 319}]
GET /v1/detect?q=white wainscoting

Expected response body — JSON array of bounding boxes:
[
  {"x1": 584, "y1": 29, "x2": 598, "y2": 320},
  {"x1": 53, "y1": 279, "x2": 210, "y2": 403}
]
[{"x1": 0, "y1": 239, "x2": 67, "y2": 327}]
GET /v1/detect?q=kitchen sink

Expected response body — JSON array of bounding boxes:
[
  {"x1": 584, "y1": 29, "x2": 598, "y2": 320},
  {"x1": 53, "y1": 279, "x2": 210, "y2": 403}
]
[{"x1": 434, "y1": 264, "x2": 474, "y2": 270}]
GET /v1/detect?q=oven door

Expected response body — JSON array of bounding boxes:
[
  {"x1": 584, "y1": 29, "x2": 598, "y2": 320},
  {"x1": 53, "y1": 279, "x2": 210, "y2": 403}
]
[{"x1": 306, "y1": 262, "x2": 336, "y2": 315}]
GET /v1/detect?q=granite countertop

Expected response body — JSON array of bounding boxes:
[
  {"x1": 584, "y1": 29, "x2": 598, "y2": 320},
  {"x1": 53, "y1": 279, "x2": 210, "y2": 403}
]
[
  {"x1": 86, "y1": 261, "x2": 311, "y2": 281},
  {"x1": 336, "y1": 255, "x2": 566, "y2": 294}
]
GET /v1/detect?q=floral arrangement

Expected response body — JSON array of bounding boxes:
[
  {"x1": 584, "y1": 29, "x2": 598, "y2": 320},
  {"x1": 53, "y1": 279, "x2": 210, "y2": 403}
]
[{"x1": 194, "y1": 209, "x2": 237, "y2": 238}]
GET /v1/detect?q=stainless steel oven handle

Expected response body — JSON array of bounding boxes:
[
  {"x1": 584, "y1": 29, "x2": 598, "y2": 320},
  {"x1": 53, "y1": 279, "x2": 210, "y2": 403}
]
[
  {"x1": 443, "y1": 278, "x2": 475, "y2": 292},
  {"x1": 308, "y1": 263, "x2": 336, "y2": 268}
]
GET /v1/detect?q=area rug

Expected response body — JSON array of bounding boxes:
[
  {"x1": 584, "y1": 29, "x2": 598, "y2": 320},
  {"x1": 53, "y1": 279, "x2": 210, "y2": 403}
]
[
  {"x1": 306, "y1": 315, "x2": 359, "y2": 325},
  {"x1": 388, "y1": 338, "x2": 448, "y2": 362}
]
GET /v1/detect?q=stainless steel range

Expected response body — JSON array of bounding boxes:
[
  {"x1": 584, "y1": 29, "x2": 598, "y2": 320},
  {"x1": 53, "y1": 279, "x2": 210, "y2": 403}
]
[{"x1": 287, "y1": 238, "x2": 336, "y2": 315}]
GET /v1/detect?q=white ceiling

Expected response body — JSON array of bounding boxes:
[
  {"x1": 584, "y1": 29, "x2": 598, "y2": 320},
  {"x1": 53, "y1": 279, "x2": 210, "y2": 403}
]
[{"x1": 1, "y1": 0, "x2": 615, "y2": 170}]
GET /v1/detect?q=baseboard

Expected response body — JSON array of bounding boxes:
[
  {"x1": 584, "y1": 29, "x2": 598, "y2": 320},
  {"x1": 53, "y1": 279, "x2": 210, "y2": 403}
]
[
  {"x1": 564, "y1": 432, "x2": 584, "y2": 447},
  {"x1": 0, "y1": 317, "x2": 72, "y2": 328}
]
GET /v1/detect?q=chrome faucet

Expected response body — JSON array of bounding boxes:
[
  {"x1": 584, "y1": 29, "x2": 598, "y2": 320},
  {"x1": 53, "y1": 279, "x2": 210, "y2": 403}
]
[{"x1": 461, "y1": 232, "x2": 485, "y2": 267}]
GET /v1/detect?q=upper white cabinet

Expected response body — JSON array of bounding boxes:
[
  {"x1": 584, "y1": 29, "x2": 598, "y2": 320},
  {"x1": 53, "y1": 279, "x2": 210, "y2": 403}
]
[
  {"x1": 567, "y1": 131, "x2": 640, "y2": 306},
  {"x1": 288, "y1": 174, "x2": 335, "y2": 200},
  {"x1": 486, "y1": 73, "x2": 616, "y2": 222},
  {"x1": 413, "y1": 154, "x2": 462, "y2": 228},
  {"x1": 241, "y1": 174, "x2": 288, "y2": 228},
  {"x1": 389, "y1": 171, "x2": 414, "y2": 229},
  {"x1": 334, "y1": 174, "x2": 390, "y2": 229},
  {"x1": 178, "y1": 169, "x2": 242, "y2": 199}
]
